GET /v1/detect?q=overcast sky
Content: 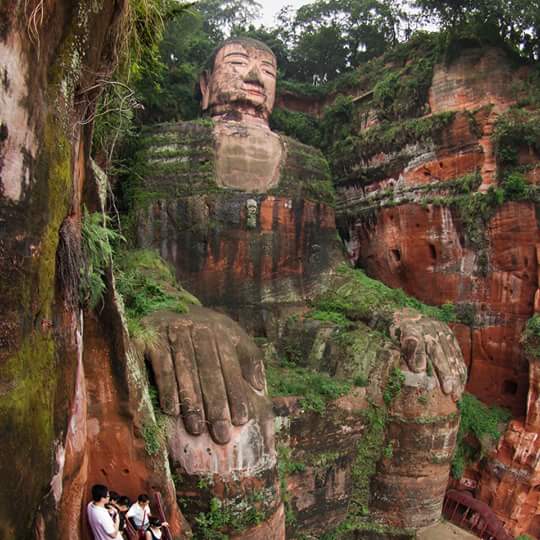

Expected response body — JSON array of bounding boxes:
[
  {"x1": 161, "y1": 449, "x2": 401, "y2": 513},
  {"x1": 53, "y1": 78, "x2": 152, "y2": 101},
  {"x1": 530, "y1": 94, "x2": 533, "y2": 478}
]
[{"x1": 257, "y1": 0, "x2": 313, "y2": 27}]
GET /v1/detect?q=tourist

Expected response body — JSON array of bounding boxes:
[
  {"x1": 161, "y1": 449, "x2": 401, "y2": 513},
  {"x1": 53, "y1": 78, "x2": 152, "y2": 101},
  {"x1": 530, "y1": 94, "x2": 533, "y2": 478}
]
[
  {"x1": 126, "y1": 494, "x2": 151, "y2": 532},
  {"x1": 116, "y1": 496, "x2": 131, "y2": 535},
  {"x1": 87, "y1": 484, "x2": 122, "y2": 540},
  {"x1": 144, "y1": 517, "x2": 164, "y2": 540}
]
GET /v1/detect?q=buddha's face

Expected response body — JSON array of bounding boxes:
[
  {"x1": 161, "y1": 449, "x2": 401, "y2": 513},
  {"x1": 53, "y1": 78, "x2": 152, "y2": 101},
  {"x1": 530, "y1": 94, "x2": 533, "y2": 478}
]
[{"x1": 200, "y1": 41, "x2": 277, "y2": 122}]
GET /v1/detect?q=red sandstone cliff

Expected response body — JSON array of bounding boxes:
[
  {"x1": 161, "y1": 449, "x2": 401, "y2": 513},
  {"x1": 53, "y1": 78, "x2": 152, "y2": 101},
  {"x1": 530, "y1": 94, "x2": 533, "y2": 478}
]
[
  {"x1": 0, "y1": 2, "x2": 185, "y2": 538},
  {"x1": 332, "y1": 44, "x2": 540, "y2": 537}
]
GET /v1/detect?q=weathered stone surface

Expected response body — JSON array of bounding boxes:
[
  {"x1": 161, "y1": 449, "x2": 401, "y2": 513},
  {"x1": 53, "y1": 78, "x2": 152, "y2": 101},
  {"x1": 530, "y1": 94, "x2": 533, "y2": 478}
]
[
  {"x1": 135, "y1": 119, "x2": 340, "y2": 335},
  {"x1": 137, "y1": 193, "x2": 341, "y2": 336},
  {"x1": 0, "y1": 2, "x2": 178, "y2": 538},
  {"x1": 214, "y1": 120, "x2": 283, "y2": 192},
  {"x1": 345, "y1": 201, "x2": 536, "y2": 415},
  {"x1": 272, "y1": 277, "x2": 465, "y2": 537},
  {"x1": 334, "y1": 44, "x2": 539, "y2": 537},
  {"x1": 199, "y1": 38, "x2": 277, "y2": 125},
  {"x1": 140, "y1": 307, "x2": 283, "y2": 539}
]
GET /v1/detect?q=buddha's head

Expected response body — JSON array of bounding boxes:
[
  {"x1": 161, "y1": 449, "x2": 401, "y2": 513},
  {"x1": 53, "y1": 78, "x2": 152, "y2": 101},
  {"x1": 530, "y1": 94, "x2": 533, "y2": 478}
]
[{"x1": 199, "y1": 38, "x2": 277, "y2": 124}]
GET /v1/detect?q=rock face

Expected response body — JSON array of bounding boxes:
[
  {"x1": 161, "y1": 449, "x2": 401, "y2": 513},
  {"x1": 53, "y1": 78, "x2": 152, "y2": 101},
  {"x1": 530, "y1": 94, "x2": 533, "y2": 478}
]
[
  {"x1": 347, "y1": 199, "x2": 536, "y2": 416},
  {"x1": 271, "y1": 275, "x2": 465, "y2": 538},
  {"x1": 0, "y1": 2, "x2": 152, "y2": 538},
  {"x1": 139, "y1": 307, "x2": 284, "y2": 540},
  {"x1": 0, "y1": 4, "x2": 188, "y2": 534},
  {"x1": 333, "y1": 43, "x2": 540, "y2": 536},
  {"x1": 0, "y1": 18, "x2": 490, "y2": 539},
  {"x1": 134, "y1": 121, "x2": 341, "y2": 336},
  {"x1": 337, "y1": 50, "x2": 536, "y2": 416}
]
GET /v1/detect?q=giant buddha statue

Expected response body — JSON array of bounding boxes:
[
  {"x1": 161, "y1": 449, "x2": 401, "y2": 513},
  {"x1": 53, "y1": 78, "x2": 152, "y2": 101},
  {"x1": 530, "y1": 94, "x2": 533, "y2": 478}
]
[
  {"x1": 135, "y1": 37, "x2": 341, "y2": 337},
  {"x1": 131, "y1": 38, "x2": 467, "y2": 539}
]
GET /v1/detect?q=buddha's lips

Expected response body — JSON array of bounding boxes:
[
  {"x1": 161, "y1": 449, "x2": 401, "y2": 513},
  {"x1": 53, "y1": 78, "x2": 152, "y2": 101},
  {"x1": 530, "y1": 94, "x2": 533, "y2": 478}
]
[{"x1": 242, "y1": 84, "x2": 265, "y2": 97}]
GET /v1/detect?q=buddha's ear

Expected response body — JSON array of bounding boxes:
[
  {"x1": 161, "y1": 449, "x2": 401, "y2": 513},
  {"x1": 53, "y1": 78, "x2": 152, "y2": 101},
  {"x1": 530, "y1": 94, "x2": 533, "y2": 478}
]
[{"x1": 199, "y1": 70, "x2": 210, "y2": 111}]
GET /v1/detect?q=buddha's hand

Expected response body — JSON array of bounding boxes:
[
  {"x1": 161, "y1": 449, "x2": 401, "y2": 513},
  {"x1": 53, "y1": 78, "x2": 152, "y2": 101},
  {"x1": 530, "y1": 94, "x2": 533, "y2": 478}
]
[
  {"x1": 140, "y1": 306, "x2": 275, "y2": 475},
  {"x1": 390, "y1": 308, "x2": 467, "y2": 401}
]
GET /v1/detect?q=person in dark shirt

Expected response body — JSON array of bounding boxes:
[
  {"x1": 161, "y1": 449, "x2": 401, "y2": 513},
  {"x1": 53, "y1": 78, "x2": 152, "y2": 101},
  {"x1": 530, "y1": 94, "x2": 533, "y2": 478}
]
[{"x1": 116, "y1": 496, "x2": 131, "y2": 536}]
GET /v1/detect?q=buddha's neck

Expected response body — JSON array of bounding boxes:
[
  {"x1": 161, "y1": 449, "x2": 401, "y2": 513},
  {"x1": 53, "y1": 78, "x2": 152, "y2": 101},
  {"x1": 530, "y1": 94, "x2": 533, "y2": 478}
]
[{"x1": 209, "y1": 107, "x2": 270, "y2": 128}]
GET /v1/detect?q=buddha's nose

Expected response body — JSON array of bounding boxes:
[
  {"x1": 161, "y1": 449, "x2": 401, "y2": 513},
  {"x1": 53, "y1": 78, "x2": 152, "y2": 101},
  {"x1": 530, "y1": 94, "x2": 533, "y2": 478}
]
[{"x1": 243, "y1": 64, "x2": 264, "y2": 86}]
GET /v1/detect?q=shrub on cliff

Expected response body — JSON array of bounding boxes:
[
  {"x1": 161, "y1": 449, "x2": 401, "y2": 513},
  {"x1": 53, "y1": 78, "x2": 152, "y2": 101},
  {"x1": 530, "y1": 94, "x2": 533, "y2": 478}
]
[
  {"x1": 81, "y1": 209, "x2": 123, "y2": 309},
  {"x1": 451, "y1": 392, "x2": 511, "y2": 478},
  {"x1": 522, "y1": 314, "x2": 540, "y2": 359}
]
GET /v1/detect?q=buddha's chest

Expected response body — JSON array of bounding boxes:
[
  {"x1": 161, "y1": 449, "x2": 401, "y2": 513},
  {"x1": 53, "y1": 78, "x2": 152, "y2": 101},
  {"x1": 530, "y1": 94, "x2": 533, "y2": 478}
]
[{"x1": 213, "y1": 121, "x2": 284, "y2": 192}]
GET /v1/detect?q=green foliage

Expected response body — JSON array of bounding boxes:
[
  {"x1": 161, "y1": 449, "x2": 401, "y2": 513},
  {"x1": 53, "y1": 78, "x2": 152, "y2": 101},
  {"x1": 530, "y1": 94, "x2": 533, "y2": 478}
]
[
  {"x1": 142, "y1": 416, "x2": 166, "y2": 456},
  {"x1": 312, "y1": 264, "x2": 457, "y2": 333},
  {"x1": 93, "y1": 0, "x2": 191, "y2": 166},
  {"x1": 383, "y1": 367, "x2": 405, "y2": 406},
  {"x1": 114, "y1": 249, "x2": 200, "y2": 336},
  {"x1": 493, "y1": 109, "x2": 540, "y2": 168},
  {"x1": 349, "y1": 405, "x2": 387, "y2": 516},
  {"x1": 452, "y1": 186, "x2": 505, "y2": 249},
  {"x1": 502, "y1": 171, "x2": 533, "y2": 201},
  {"x1": 372, "y1": 55, "x2": 434, "y2": 120},
  {"x1": 284, "y1": 0, "x2": 404, "y2": 83},
  {"x1": 451, "y1": 392, "x2": 511, "y2": 478},
  {"x1": 270, "y1": 107, "x2": 322, "y2": 148},
  {"x1": 195, "y1": 495, "x2": 265, "y2": 539},
  {"x1": 353, "y1": 375, "x2": 368, "y2": 387},
  {"x1": 80, "y1": 209, "x2": 123, "y2": 309},
  {"x1": 307, "y1": 309, "x2": 350, "y2": 328},
  {"x1": 414, "y1": 0, "x2": 540, "y2": 60},
  {"x1": 266, "y1": 361, "x2": 351, "y2": 414},
  {"x1": 277, "y1": 445, "x2": 306, "y2": 527},
  {"x1": 329, "y1": 111, "x2": 455, "y2": 177},
  {"x1": 522, "y1": 314, "x2": 540, "y2": 358},
  {"x1": 321, "y1": 95, "x2": 355, "y2": 151},
  {"x1": 516, "y1": 535, "x2": 535, "y2": 540}
]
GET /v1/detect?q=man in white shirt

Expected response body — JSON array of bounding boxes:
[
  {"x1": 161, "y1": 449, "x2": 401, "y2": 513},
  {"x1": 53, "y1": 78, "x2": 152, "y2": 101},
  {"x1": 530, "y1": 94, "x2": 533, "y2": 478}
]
[
  {"x1": 126, "y1": 493, "x2": 151, "y2": 531},
  {"x1": 87, "y1": 484, "x2": 122, "y2": 540}
]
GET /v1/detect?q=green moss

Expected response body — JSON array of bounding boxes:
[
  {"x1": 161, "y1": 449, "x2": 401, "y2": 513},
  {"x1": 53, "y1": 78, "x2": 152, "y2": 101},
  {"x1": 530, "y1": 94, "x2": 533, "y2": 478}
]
[
  {"x1": 126, "y1": 122, "x2": 218, "y2": 208},
  {"x1": 330, "y1": 111, "x2": 455, "y2": 178},
  {"x1": 33, "y1": 118, "x2": 73, "y2": 317},
  {"x1": 194, "y1": 493, "x2": 269, "y2": 539},
  {"x1": 272, "y1": 136, "x2": 336, "y2": 206},
  {"x1": 383, "y1": 367, "x2": 405, "y2": 406},
  {"x1": 312, "y1": 264, "x2": 457, "y2": 334},
  {"x1": 114, "y1": 249, "x2": 200, "y2": 337},
  {"x1": 0, "y1": 111, "x2": 74, "y2": 532},
  {"x1": 451, "y1": 393, "x2": 511, "y2": 478},
  {"x1": 349, "y1": 405, "x2": 387, "y2": 517},
  {"x1": 266, "y1": 361, "x2": 351, "y2": 415}
]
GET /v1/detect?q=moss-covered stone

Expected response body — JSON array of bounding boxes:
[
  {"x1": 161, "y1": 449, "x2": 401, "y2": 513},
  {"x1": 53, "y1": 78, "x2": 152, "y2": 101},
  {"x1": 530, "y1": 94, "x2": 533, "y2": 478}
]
[{"x1": 130, "y1": 120, "x2": 336, "y2": 209}]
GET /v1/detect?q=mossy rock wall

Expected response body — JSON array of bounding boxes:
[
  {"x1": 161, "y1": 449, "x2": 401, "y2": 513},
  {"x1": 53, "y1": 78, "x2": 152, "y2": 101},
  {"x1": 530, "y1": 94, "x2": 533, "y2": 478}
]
[{"x1": 0, "y1": 1, "x2": 126, "y2": 536}]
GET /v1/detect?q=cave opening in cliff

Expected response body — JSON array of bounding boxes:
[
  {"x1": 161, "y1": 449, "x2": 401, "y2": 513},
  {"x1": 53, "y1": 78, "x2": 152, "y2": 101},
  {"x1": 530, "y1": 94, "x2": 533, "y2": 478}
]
[{"x1": 502, "y1": 379, "x2": 518, "y2": 395}]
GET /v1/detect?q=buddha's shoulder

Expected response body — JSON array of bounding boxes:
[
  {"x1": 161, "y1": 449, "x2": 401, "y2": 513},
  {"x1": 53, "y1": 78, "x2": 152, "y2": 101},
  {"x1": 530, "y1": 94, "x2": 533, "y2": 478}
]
[{"x1": 140, "y1": 119, "x2": 215, "y2": 150}]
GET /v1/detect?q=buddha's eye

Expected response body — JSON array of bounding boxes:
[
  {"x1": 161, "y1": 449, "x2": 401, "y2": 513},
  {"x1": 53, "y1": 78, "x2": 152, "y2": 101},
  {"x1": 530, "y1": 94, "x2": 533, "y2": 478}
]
[
  {"x1": 264, "y1": 70, "x2": 276, "y2": 78},
  {"x1": 229, "y1": 61, "x2": 246, "y2": 66}
]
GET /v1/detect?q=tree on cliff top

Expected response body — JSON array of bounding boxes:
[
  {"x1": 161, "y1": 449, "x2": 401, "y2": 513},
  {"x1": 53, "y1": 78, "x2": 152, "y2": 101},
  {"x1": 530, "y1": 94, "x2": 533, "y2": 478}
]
[
  {"x1": 276, "y1": 0, "x2": 406, "y2": 83},
  {"x1": 414, "y1": 0, "x2": 540, "y2": 59}
]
